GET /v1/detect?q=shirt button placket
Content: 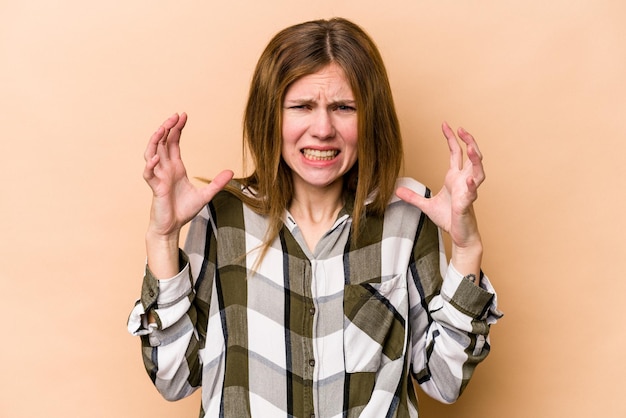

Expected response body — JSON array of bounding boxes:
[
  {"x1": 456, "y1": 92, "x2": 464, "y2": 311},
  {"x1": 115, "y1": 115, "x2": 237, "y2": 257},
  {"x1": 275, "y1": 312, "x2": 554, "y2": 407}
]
[{"x1": 301, "y1": 261, "x2": 316, "y2": 418}]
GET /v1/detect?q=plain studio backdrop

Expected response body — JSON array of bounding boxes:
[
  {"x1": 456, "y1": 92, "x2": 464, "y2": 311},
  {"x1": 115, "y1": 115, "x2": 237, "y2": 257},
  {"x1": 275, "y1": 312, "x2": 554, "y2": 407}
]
[{"x1": 1, "y1": 1, "x2": 624, "y2": 417}]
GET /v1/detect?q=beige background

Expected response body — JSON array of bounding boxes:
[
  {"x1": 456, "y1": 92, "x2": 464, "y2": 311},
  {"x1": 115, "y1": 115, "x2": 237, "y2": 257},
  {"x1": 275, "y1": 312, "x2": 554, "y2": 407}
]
[{"x1": 1, "y1": 0, "x2": 624, "y2": 417}]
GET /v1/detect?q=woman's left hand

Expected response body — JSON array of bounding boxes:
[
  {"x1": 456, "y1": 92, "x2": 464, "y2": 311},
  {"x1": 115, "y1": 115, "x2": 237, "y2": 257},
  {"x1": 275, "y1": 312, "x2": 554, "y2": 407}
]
[{"x1": 396, "y1": 122, "x2": 485, "y2": 259}]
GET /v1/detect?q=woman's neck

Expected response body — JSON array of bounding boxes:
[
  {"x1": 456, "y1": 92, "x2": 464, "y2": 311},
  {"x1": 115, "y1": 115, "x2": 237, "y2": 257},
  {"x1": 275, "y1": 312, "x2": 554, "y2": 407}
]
[{"x1": 288, "y1": 181, "x2": 345, "y2": 252}]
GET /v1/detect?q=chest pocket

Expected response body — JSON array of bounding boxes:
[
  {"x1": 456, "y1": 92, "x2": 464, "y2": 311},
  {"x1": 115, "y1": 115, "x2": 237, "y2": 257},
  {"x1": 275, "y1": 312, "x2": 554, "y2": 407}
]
[{"x1": 343, "y1": 274, "x2": 408, "y2": 373}]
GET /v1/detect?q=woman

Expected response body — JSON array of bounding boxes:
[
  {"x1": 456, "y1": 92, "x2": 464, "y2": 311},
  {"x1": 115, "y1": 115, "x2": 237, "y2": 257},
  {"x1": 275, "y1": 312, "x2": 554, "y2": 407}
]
[{"x1": 128, "y1": 17, "x2": 501, "y2": 418}]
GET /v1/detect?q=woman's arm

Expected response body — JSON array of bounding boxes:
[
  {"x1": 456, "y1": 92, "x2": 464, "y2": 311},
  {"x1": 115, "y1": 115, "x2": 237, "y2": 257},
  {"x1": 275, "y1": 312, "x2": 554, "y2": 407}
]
[
  {"x1": 142, "y1": 112, "x2": 232, "y2": 278},
  {"x1": 396, "y1": 122, "x2": 485, "y2": 281},
  {"x1": 129, "y1": 113, "x2": 233, "y2": 398}
]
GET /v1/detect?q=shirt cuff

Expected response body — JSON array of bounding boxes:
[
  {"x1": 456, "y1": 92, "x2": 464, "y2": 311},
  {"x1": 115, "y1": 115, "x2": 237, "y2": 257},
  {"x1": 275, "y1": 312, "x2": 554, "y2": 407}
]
[
  {"x1": 128, "y1": 250, "x2": 193, "y2": 334},
  {"x1": 441, "y1": 263, "x2": 502, "y2": 322},
  {"x1": 140, "y1": 249, "x2": 189, "y2": 305}
]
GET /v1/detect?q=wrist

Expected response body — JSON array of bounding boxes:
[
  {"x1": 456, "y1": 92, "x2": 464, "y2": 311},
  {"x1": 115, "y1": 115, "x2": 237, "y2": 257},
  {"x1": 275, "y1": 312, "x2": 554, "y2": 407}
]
[
  {"x1": 145, "y1": 226, "x2": 180, "y2": 246},
  {"x1": 452, "y1": 239, "x2": 483, "y2": 258},
  {"x1": 451, "y1": 239, "x2": 483, "y2": 280},
  {"x1": 145, "y1": 229, "x2": 181, "y2": 279}
]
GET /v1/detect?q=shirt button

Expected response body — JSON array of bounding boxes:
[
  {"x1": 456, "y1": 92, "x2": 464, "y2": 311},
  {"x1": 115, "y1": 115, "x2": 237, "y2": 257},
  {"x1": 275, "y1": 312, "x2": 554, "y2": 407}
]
[
  {"x1": 309, "y1": 307, "x2": 315, "y2": 315},
  {"x1": 148, "y1": 289, "x2": 155, "y2": 297},
  {"x1": 309, "y1": 359, "x2": 315, "y2": 367}
]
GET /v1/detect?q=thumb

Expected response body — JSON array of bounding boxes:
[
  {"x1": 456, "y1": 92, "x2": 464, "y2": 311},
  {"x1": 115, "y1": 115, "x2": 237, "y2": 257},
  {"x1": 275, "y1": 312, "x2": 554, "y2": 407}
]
[
  {"x1": 395, "y1": 186, "x2": 430, "y2": 212},
  {"x1": 199, "y1": 169, "x2": 235, "y2": 203}
]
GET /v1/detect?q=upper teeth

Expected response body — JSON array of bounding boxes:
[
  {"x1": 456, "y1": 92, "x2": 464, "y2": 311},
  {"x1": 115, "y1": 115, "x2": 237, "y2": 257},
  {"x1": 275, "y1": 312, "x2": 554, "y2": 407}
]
[{"x1": 303, "y1": 149, "x2": 338, "y2": 159}]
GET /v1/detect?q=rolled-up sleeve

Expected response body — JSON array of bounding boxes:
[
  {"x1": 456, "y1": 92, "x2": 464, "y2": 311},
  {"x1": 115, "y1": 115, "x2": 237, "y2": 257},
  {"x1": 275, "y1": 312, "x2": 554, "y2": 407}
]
[
  {"x1": 414, "y1": 262, "x2": 503, "y2": 403},
  {"x1": 127, "y1": 250, "x2": 193, "y2": 337}
]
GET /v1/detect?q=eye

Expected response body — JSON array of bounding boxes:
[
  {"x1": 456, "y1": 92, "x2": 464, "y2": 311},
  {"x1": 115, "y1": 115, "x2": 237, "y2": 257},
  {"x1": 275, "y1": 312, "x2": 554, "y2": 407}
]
[
  {"x1": 335, "y1": 104, "x2": 356, "y2": 113},
  {"x1": 288, "y1": 104, "x2": 311, "y2": 110}
]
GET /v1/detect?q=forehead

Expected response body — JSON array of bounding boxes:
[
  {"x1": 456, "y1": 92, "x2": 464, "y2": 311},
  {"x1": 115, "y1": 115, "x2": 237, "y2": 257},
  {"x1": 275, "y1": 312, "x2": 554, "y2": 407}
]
[{"x1": 285, "y1": 63, "x2": 354, "y2": 99}]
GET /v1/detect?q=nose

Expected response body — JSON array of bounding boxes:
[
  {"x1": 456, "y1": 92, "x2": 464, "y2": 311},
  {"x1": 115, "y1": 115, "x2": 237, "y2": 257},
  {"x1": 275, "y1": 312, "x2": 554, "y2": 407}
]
[{"x1": 310, "y1": 109, "x2": 335, "y2": 140}]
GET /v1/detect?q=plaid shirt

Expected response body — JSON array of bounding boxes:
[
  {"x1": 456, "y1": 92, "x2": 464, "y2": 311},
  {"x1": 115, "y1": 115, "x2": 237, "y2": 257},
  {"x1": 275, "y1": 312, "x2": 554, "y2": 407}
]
[{"x1": 128, "y1": 177, "x2": 501, "y2": 417}]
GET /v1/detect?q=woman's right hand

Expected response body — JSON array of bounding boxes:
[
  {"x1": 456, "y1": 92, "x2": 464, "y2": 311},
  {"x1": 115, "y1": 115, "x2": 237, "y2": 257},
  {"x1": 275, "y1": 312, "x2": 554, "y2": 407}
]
[{"x1": 143, "y1": 113, "x2": 233, "y2": 277}]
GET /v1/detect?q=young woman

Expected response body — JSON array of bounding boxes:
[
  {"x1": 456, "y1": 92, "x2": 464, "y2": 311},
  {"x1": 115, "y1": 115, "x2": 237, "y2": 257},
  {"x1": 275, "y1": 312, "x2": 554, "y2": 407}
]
[{"x1": 128, "y1": 17, "x2": 501, "y2": 418}]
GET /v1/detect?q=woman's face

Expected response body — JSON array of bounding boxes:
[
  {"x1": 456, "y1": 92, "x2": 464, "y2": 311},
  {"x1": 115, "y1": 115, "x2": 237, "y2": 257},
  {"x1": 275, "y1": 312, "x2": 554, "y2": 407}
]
[{"x1": 281, "y1": 63, "x2": 358, "y2": 194}]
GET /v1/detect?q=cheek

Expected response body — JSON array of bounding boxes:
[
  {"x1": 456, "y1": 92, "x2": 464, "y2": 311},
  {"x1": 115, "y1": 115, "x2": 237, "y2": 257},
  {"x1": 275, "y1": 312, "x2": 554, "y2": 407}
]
[
  {"x1": 342, "y1": 123, "x2": 359, "y2": 156},
  {"x1": 342, "y1": 116, "x2": 358, "y2": 139},
  {"x1": 281, "y1": 119, "x2": 305, "y2": 146}
]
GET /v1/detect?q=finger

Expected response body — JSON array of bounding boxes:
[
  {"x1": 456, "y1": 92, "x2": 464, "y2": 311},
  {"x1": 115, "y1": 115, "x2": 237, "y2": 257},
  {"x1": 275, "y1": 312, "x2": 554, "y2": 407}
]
[
  {"x1": 144, "y1": 114, "x2": 178, "y2": 162},
  {"x1": 143, "y1": 154, "x2": 160, "y2": 183},
  {"x1": 161, "y1": 113, "x2": 181, "y2": 130},
  {"x1": 157, "y1": 113, "x2": 181, "y2": 162},
  {"x1": 166, "y1": 112, "x2": 188, "y2": 161},
  {"x1": 458, "y1": 127, "x2": 486, "y2": 185},
  {"x1": 466, "y1": 176, "x2": 479, "y2": 200},
  {"x1": 469, "y1": 154, "x2": 486, "y2": 187},
  {"x1": 442, "y1": 121, "x2": 463, "y2": 170},
  {"x1": 144, "y1": 126, "x2": 165, "y2": 162},
  {"x1": 457, "y1": 127, "x2": 483, "y2": 161}
]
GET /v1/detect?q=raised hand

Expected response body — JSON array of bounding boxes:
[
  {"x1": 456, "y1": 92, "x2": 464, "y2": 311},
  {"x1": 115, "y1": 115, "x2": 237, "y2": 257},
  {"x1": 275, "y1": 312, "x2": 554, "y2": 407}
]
[
  {"x1": 396, "y1": 122, "x2": 485, "y2": 279},
  {"x1": 143, "y1": 113, "x2": 233, "y2": 277}
]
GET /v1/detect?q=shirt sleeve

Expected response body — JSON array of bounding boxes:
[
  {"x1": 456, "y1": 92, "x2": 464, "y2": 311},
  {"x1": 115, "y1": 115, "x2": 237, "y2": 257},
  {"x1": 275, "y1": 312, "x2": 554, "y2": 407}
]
[
  {"x1": 126, "y1": 250, "x2": 193, "y2": 337},
  {"x1": 126, "y1": 206, "x2": 217, "y2": 402},
  {"x1": 408, "y1": 217, "x2": 503, "y2": 404},
  {"x1": 126, "y1": 247, "x2": 206, "y2": 402},
  {"x1": 439, "y1": 263, "x2": 501, "y2": 327}
]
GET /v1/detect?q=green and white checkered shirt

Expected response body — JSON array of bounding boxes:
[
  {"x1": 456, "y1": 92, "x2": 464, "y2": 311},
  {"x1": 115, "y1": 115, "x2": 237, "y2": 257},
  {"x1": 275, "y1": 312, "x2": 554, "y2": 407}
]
[{"x1": 128, "y1": 177, "x2": 501, "y2": 417}]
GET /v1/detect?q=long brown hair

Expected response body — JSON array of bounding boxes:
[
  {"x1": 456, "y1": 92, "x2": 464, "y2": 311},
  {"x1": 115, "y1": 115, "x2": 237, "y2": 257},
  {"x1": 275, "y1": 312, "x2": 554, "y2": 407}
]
[{"x1": 227, "y1": 17, "x2": 403, "y2": 253}]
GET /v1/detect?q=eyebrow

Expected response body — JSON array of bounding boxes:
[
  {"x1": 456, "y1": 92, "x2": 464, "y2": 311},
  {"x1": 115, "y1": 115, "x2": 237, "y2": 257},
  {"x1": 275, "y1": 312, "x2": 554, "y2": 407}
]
[{"x1": 283, "y1": 98, "x2": 356, "y2": 105}]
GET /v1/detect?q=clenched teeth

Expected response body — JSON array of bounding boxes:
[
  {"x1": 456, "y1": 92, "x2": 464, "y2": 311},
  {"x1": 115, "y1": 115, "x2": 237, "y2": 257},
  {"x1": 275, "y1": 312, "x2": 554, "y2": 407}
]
[{"x1": 302, "y1": 149, "x2": 338, "y2": 160}]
